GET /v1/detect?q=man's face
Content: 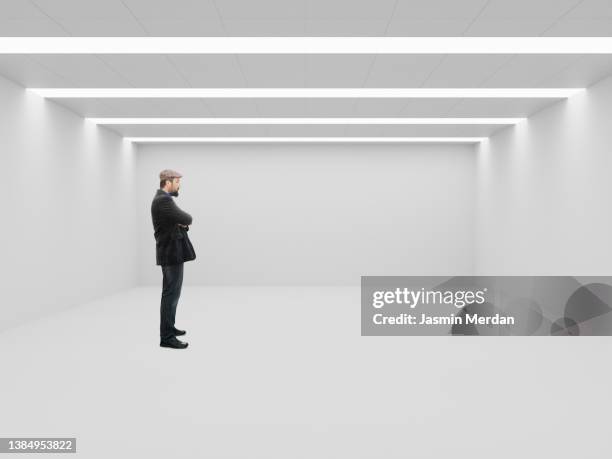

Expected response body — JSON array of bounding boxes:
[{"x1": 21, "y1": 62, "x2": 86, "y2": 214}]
[{"x1": 170, "y1": 177, "x2": 180, "y2": 192}]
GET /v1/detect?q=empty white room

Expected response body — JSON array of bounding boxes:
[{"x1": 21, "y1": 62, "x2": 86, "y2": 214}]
[{"x1": 1, "y1": 1, "x2": 612, "y2": 458}]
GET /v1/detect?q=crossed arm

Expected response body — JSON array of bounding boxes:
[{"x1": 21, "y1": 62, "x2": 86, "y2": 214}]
[{"x1": 158, "y1": 197, "x2": 193, "y2": 228}]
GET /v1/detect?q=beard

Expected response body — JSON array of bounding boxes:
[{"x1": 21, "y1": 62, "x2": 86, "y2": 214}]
[{"x1": 170, "y1": 190, "x2": 179, "y2": 197}]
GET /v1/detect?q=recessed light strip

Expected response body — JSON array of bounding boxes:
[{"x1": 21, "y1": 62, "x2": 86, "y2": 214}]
[
  {"x1": 3, "y1": 37, "x2": 612, "y2": 54},
  {"x1": 30, "y1": 88, "x2": 583, "y2": 98},
  {"x1": 89, "y1": 117, "x2": 523, "y2": 125},
  {"x1": 126, "y1": 137, "x2": 485, "y2": 143}
]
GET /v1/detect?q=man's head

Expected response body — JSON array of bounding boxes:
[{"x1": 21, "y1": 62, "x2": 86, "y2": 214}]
[{"x1": 159, "y1": 169, "x2": 183, "y2": 196}]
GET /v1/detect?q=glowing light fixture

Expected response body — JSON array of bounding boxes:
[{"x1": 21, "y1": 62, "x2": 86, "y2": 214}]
[
  {"x1": 126, "y1": 137, "x2": 486, "y2": 143},
  {"x1": 87, "y1": 117, "x2": 524, "y2": 125},
  {"x1": 3, "y1": 37, "x2": 612, "y2": 54},
  {"x1": 29, "y1": 88, "x2": 583, "y2": 98}
]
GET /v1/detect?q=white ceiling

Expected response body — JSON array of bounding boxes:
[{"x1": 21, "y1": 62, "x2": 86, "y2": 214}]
[
  {"x1": 2, "y1": 54, "x2": 612, "y2": 89},
  {"x1": 0, "y1": 0, "x2": 611, "y2": 141},
  {"x1": 100, "y1": 123, "x2": 511, "y2": 138},
  {"x1": 1, "y1": 0, "x2": 611, "y2": 37}
]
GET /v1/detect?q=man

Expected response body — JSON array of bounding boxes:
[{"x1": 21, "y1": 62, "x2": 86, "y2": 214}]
[{"x1": 151, "y1": 169, "x2": 196, "y2": 349}]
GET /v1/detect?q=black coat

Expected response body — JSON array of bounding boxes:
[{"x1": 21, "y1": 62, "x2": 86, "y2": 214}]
[{"x1": 151, "y1": 189, "x2": 196, "y2": 266}]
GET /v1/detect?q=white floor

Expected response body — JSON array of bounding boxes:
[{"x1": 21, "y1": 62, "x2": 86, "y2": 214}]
[{"x1": 1, "y1": 286, "x2": 610, "y2": 458}]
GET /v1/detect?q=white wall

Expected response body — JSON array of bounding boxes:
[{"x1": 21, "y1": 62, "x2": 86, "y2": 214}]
[
  {"x1": 476, "y1": 74, "x2": 612, "y2": 275},
  {"x1": 136, "y1": 143, "x2": 476, "y2": 285},
  {"x1": 0, "y1": 74, "x2": 138, "y2": 331}
]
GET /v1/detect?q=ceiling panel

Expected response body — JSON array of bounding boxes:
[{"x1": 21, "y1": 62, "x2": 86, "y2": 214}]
[
  {"x1": 474, "y1": 0, "x2": 580, "y2": 20},
  {"x1": 56, "y1": 19, "x2": 145, "y2": 36},
  {"x1": 0, "y1": 55, "x2": 72, "y2": 86},
  {"x1": 122, "y1": 0, "x2": 219, "y2": 20},
  {"x1": 391, "y1": 0, "x2": 488, "y2": 20},
  {"x1": 139, "y1": 99, "x2": 214, "y2": 116},
  {"x1": 238, "y1": 55, "x2": 305, "y2": 86},
  {"x1": 203, "y1": 100, "x2": 259, "y2": 116},
  {"x1": 264, "y1": 125, "x2": 358, "y2": 137},
  {"x1": 424, "y1": 55, "x2": 512, "y2": 87},
  {"x1": 348, "y1": 124, "x2": 505, "y2": 137},
  {"x1": 481, "y1": 55, "x2": 580, "y2": 87},
  {"x1": 168, "y1": 55, "x2": 246, "y2": 87},
  {"x1": 252, "y1": 99, "x2": 308, "y2": 116},
  {"x1": 97, "y1": 55, "x2": 189, "y2": 87},
  {"x1": 99, "y1": 123, "x2": 504, "y2": 137},
  {"x1": 28, "y1": 55, "x2": 129, "y2": 87},
  {"x1": 30, "y1": 0, "x2": 133, "y2": 20},
  {"x1": 256, "y1": 99, "x2": 360, "y2": 116},
  {"x1": 223, "y1": 19, "x2": 310, "y2": 35},
  {"x1": 353, "y1": 99, "x2": 417, "y2": 116},
  {"x1": 41, "y1": 98, "x2": 118, "y2": 117},
  {"x1": 0, "y1": 19, "x2": 67, "y2": 36},
  {"x1": 343, "y1": 125, "x2": 382, "y2": 136},
  {"x1": 27, "y1": 0, "x2": 143, "y2": 35},
  {"x1": 304, "y1": 99, "x2": 366, "y2": 117},
  {"x1": 364, "y1": 55, "x2": 442, "y2": 87},
  {"x1": 305, "y1": 55, "x2": 373, "y2": 87},
  {"x1": 536, "y1": 55, "x2": 612, "y2": 87},
  {"x1": 448, "y1": 98, "x2": 558, "y2": 117},
  {"x1": 303, "y1": 19, "x2": 388, "y2": 36},
  {"x1": 0, "y1": 0, "x2": 610, "y2": 37},
  {"x1": 138, "y1": 20, "x2": 226, "y2": 36},
  {"x1": 305, "y1": 0, "x2": 397, "y2": 20},
  {"x1": 396, "y1": 99, "x2": 463, "y2": 117},
  {"x1": 542, "y1": 19, "x2": 612, "y2": 36},
  {"x1": 45, "y1": 98, "x2": 199, "y2": 117},
  {"x1": 553, "y1": 0, "x2": 612, "y2": 19},
  {"x1": 462, "y1": 0, "x2": 586, "y2": 36},
  {"x1": 4, "y1": 54, "x2": 609, "y2": 90},
  {"x1": 216, "y1": 0, "x2": 304, "y2": 20},
  {"x1": 385, "y1": 19, "x2": 471, "y2": 36},
  {"x1": 376, "y1": 124, "x2": 506, "y2": 137},
  {"x1": 43, "y1": 97, "x2": 562, "y2": 119},
  {"x1": 0, "y1": 0, "x2": 66, "y2": 35},
  {"x1": 462, "y1": 19, "x2": 554, "y2": 36},
  {"x1": 103, "y1": 124, "x2": 273, "y2": 137},
  {"x1": 270, "y1": 124, "x2": 489, "y2": 137},
  {"x1": 1, "y1": 0, "x2": 52, "y2": 18}
]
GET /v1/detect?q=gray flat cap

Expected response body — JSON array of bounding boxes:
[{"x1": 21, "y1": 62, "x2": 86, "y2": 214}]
[{"x1": 159, "y1": 169, "x2": 183, "y2": 181}]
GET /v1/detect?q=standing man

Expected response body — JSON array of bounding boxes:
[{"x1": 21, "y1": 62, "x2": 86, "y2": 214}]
[{"x1": 151, "y1": 169, "x2": 196, "y2": 349}]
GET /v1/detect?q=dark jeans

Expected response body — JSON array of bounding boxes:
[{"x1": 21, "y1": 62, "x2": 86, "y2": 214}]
[{"x1": 160, "y1": 262, "x2": 184, "y2": 342}]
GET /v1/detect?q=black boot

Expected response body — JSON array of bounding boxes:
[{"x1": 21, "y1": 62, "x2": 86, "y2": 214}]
[{"x1": 160, "y1": 337, "x2": 188, "y2": 349}]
